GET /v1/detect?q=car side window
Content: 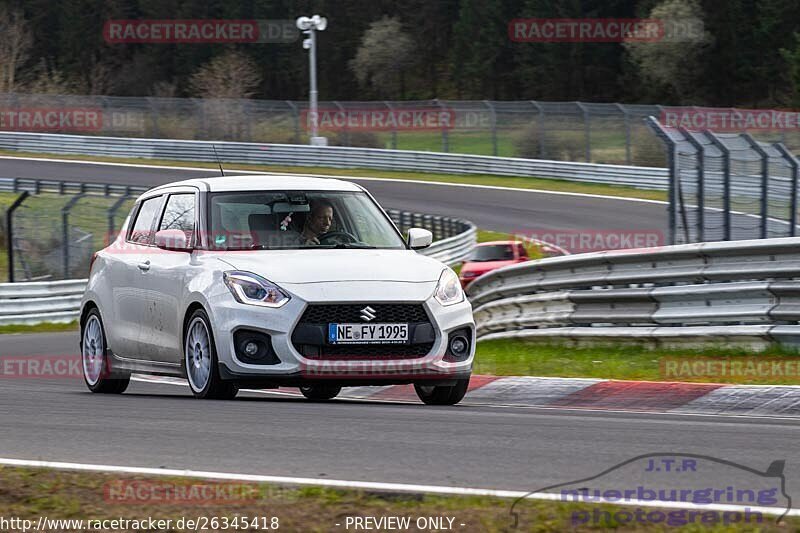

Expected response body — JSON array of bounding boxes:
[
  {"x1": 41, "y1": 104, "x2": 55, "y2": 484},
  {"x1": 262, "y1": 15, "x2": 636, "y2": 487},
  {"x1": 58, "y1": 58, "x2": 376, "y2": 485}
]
[
  {"x1": 159, "y1": 194, "x2": 196, "y2": 237},
  {"x1": 128, "y1": 196, "x2": 163, "y2": 245}
]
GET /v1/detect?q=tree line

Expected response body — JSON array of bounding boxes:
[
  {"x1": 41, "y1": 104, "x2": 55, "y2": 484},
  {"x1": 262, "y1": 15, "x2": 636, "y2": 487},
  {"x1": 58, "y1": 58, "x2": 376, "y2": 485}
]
[{"x1": 1, "y1": 0, "x2": 800, "y2": 107}]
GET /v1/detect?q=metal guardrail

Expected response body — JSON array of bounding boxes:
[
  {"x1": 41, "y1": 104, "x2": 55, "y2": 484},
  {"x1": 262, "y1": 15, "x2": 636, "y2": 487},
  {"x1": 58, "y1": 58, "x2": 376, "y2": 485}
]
[
  {"x1": 0, "y1": 131, "x2": 670, "y2": 190},
  {"x1": 0, "y1": 177, "x2": 148, "y2": 197},
  {"x1": 386, "y1": 209, "x2": 476, "y2": 266},
  {"x1": 0, "y1": 210, "x2": 476, "y2": 325},
  {"x1": 0, "y1": 279, "x2": 87, "y2": 325},
  {"x1": 467, "y1": 237, "x2": 800, "y2": 348}
]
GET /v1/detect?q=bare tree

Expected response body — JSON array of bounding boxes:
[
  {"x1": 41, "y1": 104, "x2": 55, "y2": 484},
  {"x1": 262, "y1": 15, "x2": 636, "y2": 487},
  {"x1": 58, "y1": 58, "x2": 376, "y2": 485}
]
[
  {"x1": 624, "y1": 0, "x2": 711, "y2": 103},
  {"x1": 0, "y1": 7, "x2": 33, "y2": 92},
  {"x1": 26, "y1": 60, "x2": 81, "y2": 95},
  {"x1": 188, "y1": 51, "x2": 262, "y2": 99},
  {"x1": 350, "y1": 16, "x2": 415, "y2": 98}
]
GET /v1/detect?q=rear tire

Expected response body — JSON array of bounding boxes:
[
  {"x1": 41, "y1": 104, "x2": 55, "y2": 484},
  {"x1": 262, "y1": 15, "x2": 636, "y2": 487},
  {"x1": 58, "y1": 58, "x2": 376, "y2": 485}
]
[
  {"x1": 184, "y1": 309, "x2": 238, "y2": 400},
  {"x1": 414, "y1": 378, "x2": 469, "y2": 405},
  {"x1": 300, "y1": 384, "x2": 342, "y2": 401},
  {"x1": 81, "y1": 309, "x2": 130, "y2": 394}
]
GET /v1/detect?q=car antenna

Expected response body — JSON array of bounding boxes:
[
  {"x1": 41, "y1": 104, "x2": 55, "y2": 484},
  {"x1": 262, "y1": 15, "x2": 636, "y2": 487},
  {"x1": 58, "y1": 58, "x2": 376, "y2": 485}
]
[{"x1": 212, "y1": 144, "x2": 225, "y2": 176}]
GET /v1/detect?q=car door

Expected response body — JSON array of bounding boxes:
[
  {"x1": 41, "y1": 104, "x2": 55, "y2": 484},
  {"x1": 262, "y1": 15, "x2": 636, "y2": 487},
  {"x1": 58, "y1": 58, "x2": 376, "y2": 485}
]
[
  {"x1": 137, "y1": 190, "x2": 199, "y2": 364},
  {"x1": 108, "y1": 194, "x2": 165, "y2": 359}
]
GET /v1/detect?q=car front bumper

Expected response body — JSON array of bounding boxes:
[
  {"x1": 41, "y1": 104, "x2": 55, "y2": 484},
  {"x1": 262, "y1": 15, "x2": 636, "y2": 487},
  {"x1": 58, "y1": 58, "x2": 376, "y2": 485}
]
[{"x1": 207, "y1": 285, "x2": 475, "y2": 386}]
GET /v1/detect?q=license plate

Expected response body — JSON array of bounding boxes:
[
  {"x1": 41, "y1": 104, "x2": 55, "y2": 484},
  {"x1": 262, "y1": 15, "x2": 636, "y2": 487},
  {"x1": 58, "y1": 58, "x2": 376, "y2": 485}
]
[{"x1": 328, "y1": 323, "x2": 409, "y2": 344}]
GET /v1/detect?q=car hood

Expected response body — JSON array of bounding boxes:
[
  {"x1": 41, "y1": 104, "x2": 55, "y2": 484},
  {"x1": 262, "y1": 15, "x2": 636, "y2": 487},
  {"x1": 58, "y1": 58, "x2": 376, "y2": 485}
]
[{"x1": 211, "y1": 249, "x2": 446, "y2": 284}]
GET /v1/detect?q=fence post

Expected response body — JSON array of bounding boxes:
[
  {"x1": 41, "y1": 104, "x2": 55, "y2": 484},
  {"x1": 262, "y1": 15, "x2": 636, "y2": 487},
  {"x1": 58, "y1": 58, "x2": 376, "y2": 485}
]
[
  {"x1": 385, "y1": 101, "x2": 397, "y2": 149},
  {"x1": 706, "y1": 132, "x2": 732, "y2": 241},
  {"x1": 742, "y1": 133, "x2": 770, "y2": 239},
  {"x1": 107, "y1": 195, "x2": 132, "y2": 243},
  {"x1": 576, "y1": 101, "x2": 591, "y2": 162},
  {"x1": 530, "y1": 101, "x2": 545, "y2": 159},
  {"x1": 436, "y1": 100, "x2": 449, "y2": 153},
  {"x1": 645, "y1": 116, "x2": 678, "y2": 244},
  {"x1": 331, "y1": 101, "x2": 347, "y2": 146},
  {"x1": 774, "y1": 143, "x2": 799, "y2": 237},
  {"x1": 286, "y1": 100, "x2": 300, "y2": 144},
  {"x1": 61, "y1": 194, "x2": 85, "y2": 279},
  {"x1": 6, "y1": 191, "x2": 29, "y2": 283},
  {"x1": 678, "y1": 127, "x2": 705, "y2": 243},
  {"x1": 617, "y1": 103, "x2": 632, "y2": 165},
  {"x1": 483, "y1": 100, "x2": 497, "y2": 156}
]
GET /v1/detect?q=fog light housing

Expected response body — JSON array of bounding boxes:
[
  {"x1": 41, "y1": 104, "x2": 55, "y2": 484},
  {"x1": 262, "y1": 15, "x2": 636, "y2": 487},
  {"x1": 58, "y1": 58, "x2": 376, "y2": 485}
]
[
  {"x1": 450, "y1": 336, "x2": 468, "y2": 356},
  {"x1": 444, "y1": 327, "x2": 473, "y2": 362},
  {"x1": 233, "y1": 330, "x2": 280, "y2": 365}
]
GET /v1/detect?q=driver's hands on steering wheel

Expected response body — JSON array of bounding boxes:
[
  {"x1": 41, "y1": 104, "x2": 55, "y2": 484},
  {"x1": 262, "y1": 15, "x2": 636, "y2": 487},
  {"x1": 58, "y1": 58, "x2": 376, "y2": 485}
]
[{"x1": 316, "y1": 230, "x2": 359, "y2": 245}]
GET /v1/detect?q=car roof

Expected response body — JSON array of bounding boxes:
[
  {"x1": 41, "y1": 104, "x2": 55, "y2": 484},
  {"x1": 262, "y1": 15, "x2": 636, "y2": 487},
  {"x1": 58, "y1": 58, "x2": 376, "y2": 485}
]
[{"x1": 140, "y1": 174, "x2": 363, "y2": 199}]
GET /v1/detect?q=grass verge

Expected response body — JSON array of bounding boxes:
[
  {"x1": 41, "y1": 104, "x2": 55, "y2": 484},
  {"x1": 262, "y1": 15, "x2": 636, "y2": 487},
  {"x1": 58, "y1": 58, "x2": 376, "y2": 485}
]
[
  {"x1": 0, "y1": 149, "x2": 667, "y2": 202},
  {"x1": 0, "y1": 466, "x2": 793, "y2": 532},
  {"x1": 474, "y1": 339, "x2": 800, "y2": 385},
  {"x1": 0, "y1": 321, "x2": 78, "y2": 335}
]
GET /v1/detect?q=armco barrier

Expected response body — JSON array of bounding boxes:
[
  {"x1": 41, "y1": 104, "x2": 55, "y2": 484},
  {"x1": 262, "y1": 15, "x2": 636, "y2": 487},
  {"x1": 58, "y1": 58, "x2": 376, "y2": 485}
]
[
  {"x1": 0, "y1": 279, "x2": 87, "y2": 325},
  {"x1": 0, "y1": 131, "x2": 669, "y2": 190},
  {"x1": 0, "y1": 210, "x2": 475, "y2": 325},
  {"x1": 467, "y1": 237, "x2": 800, "y2": 348}
]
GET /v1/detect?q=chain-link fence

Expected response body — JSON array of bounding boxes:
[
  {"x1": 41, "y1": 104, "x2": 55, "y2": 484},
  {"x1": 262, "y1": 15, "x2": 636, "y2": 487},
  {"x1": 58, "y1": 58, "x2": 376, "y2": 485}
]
[
  {"x1": 647, "y1": 117, "x2": 800, "y2": 245},
  {"x1": 6, "y1": 92, "x2": 799, "y2": 167},
  {"x1": 0, "y1": 179, "x2": 146, "y2": 282}
]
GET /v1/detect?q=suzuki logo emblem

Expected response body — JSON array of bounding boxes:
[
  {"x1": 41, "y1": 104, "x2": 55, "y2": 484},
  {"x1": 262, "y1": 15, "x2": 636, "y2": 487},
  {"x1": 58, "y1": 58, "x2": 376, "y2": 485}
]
[{"x1": 360, "y1": 306, "x2": 377, "y2": 322}]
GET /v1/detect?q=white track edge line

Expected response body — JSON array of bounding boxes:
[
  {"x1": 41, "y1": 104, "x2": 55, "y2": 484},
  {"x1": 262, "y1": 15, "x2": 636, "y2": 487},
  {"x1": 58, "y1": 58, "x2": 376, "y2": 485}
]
[{"x1": 0, "y1": 457, "x2": 796, "y2": 517}]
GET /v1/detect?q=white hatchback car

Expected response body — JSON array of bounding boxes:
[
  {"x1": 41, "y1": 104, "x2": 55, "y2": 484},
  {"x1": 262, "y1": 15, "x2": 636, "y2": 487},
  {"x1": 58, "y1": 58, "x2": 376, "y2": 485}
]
[{"x1": 80, "y1": 176, "x2": 475, "y2": 405}]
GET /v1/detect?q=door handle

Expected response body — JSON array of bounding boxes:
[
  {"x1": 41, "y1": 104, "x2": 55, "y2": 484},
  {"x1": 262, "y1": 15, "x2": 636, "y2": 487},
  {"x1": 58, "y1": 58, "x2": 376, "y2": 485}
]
[{"x1": 138, "y1": 260, "x2": 151, "y2": 272}]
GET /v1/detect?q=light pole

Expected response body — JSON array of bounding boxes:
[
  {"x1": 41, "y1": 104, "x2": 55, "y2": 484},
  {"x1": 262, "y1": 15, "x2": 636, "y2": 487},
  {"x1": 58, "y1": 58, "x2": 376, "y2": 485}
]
[{"x1": 296, "y1": 15, "x2": 327, "y2": 146}]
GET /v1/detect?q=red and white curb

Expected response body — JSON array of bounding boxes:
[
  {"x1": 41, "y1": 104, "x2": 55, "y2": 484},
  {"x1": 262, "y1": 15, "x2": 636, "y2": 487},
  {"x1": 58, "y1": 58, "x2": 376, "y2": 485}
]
[{"x1": 134, "y1": 375, "x2": 800, "y2": 418}]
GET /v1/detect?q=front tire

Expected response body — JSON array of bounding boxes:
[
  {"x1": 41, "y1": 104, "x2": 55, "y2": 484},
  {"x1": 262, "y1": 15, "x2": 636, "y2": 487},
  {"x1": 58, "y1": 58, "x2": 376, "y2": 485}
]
[
  {"x1": 81, "y1": 309, "x2": 130, "y2": 394},
  {"x1": 300, "y1": 384, "x2": 342, "y2": 401},
  {"x1": 184, "y1": 309, "x2": 238, "y2": 400},
  {"x1": 414, "y1": 378, "x2": 470, "y2": 405}
]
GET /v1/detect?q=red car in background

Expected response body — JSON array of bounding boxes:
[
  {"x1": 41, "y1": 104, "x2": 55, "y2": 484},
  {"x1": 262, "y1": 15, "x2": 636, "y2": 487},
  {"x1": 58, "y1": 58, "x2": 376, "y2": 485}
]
[{"x1": 459, "y1": 240, "x2": 529, "y2": 289}]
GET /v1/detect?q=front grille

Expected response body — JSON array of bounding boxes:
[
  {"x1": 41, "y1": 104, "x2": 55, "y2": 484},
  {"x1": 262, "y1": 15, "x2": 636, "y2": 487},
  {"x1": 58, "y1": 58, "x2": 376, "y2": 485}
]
[
  {"x1": 298, "y1": 303, "x2": 429, "y2": 324},
  {"x1": 301, "y1": 342, "x2": 435, "y2": 360},
  {"x1": 293, "y1": 303, "x2": 434, "y2": 360}
]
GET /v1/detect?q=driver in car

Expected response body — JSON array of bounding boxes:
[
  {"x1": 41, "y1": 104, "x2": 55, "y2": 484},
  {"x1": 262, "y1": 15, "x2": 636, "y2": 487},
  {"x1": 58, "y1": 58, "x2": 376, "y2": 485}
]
[{"x1": 301, "y1": 199, "x2": 334, "y2": 245}]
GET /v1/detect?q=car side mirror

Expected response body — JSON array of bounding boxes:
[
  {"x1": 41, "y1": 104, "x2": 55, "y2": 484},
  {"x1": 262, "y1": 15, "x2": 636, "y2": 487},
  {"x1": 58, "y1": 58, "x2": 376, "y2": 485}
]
[
  {"x1": 407, "y1": 228, "x2": 433, "y2": 250},
  {"x1": 155, "y1": 229, "x2": 193, "y2": 252}
]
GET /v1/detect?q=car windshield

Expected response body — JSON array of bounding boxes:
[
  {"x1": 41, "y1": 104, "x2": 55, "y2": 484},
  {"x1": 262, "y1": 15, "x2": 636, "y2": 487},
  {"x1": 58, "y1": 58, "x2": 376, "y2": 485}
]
[
  {"x1": 208, "y1": 190, "x2": 406, "y2": 250},
  {"x1": 469, "y1": 244, "x2": 515, "y2": 262}
]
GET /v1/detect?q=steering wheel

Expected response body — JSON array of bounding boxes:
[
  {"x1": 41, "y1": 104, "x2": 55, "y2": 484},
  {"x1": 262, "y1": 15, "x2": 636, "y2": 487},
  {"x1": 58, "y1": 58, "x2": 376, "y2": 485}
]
[{"x1": 317, "y1": 230, "x2": 358, "y2": 244}]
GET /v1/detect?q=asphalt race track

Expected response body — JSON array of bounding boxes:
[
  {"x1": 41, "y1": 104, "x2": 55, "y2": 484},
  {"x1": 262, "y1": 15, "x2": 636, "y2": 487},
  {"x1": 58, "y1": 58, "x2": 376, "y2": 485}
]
[
  {"x1": 0, "y1": 156, "x2": 668, "y2": 243},
  {"x1": 2, "y1": 333, "x2": 800, "y2": 495},
  {"x1": 1, "y1": 157, "x2": 798, "y2": 501}
]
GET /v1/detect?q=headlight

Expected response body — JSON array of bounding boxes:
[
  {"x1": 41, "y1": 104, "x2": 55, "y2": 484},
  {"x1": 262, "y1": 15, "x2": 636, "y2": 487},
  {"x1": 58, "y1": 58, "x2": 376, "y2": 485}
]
[
  {"x1": 223, "y1": 271, "x2": 290, "y2": 308},
  {"x1": 434, "y1": 268, "x2": 464, "y2": 306}
]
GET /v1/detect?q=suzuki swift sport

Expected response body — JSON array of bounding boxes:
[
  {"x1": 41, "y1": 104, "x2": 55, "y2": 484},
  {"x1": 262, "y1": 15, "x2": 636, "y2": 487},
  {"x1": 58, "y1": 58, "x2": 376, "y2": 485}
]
[{"x1": 80, "y1": 176, "x2": 475, "y2": 405}]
